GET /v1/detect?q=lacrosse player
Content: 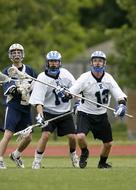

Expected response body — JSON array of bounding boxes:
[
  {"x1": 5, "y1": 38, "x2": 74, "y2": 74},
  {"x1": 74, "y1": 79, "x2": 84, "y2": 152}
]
[
  {"x1": 0, "y1": 43, "x2": 37, "y2": 169},
  {"x1": 68, "y1": 51, "x2": 127, "y2": 169},
  {"x1": 29, "y1": 50, "x2": 79, "y2": 169}
]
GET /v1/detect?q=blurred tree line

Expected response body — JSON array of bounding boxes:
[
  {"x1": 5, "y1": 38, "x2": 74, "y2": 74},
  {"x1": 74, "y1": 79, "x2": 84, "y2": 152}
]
[
  {"x1": 0, "y1": 0, "x2": 128, "y2": 71},
  {"x1": 107, "y1": 0, "x2": 136, "y2": 88}
]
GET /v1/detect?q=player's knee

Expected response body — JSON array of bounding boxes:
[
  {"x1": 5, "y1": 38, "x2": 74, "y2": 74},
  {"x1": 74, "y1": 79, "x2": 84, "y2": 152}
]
[
  {"x1": 104, "y1": 141, "x2": 112, "y2": 149},
  {"x1": 3, "y1": 135, "x2": 12, "y2": 142},
  {"x1": 4, "y1": 130, "x2": 13, "y2": 141},
  {"x1": 41, "y1": 132, "x2": 50, "y2": 141},
  {"x1": 67, "y1": 134, "x2": 76, "y2": 140},
  {"x1": 77, "y1": 133, "x2": 85, "y2": 140}
]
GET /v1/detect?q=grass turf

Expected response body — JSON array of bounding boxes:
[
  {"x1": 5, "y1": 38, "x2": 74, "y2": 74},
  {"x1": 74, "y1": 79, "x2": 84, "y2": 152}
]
[{"x1": 0, "y1": 156, "x2": 136, "y2": 190}]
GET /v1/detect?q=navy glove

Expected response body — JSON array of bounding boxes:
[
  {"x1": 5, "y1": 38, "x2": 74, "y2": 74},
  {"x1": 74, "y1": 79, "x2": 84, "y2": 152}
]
[
  {"x1": 55, "y1": 86, "x2": 66, "y2": 98},
  {"x1": 36, "y1": 113, "x2": 45, "y2": 125},
  {"x1": 55, "y1": 86, "x2": 72, "y2": 102},
  {"x1": 73, "y1": 100, "x2": 80, "y2": 115},
  {"x1": 114, "y1": 104, "x2": 127, "y2": 118}
]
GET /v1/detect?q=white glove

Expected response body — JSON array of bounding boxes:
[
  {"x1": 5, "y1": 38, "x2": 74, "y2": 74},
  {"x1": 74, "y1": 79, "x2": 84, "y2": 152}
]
[
  {"x1": 36, "y1": 113, "x2": 45, "y2": 125},
  {"x1": 114, "y1": 104, "x2": 127, "y2": 118},
  {"x1": 17, "y1": 81, "x2": 31, "y2": 105},
  {"x1": 55, "y1": 86, "x2": 66, "y2": 98},
  {"x1": 17, "y1": 82, "x2": 31, "y2": 94}
]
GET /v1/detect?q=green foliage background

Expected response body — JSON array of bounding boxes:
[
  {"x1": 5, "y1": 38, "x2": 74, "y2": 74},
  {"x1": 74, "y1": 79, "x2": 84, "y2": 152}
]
[{"x1": 0, "y1": 0, "x2": 129, "y2": 72}]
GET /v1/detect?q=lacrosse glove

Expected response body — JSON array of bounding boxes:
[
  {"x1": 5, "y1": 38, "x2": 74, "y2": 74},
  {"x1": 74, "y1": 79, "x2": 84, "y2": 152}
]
[
  {"x1": 36, "y1": 113, "x2": 45, "y2": 125},
  {"x1": 114, "y1": 104, "x2": 127, "y2": 119},
  {"x1": 55, "y1": 86, "x2": 66, "y2": 98},
  {"x1": 55, "y1": 86, "x2": 72, "y2": 102}
]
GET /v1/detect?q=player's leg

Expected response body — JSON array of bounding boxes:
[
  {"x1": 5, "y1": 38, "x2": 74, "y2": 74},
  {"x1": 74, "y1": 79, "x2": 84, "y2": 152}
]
[
  {"x1": 32, "y1": 112, "x2": 56, "y2": 169},
  {"x1": 76, "y1": 111, "x2": 90, "y2": 168},
  {"x1": 94, "y1": 113, "x2": 113, "y2": 169},
  {"x1": 10, "y1": 111, "x2": 32, "y2": 168},
  {"x1": 57, "y1": 114, "x2": 79, "y2": 168},
  {"x1": 98, "y1": 141, "x2": 112, "y2": 169},
  {"x1": 77, "y1": 133, "x2": 89, "y2": 168},
  {"x1": 0, "y1": 130, "x2": 13, "y2": 169},
  {"x1": 32, "y1": 131, "x2": 51, "y2": 169},
  {"x1": 67, "y1": 134, "x2": 79, "y2": 167},
  {"x1": 0, "y1": 107, "x2": 18, "y2": 169},
  {"x1": 10, "y1": 134, "x2": 32, "y2": 168}
]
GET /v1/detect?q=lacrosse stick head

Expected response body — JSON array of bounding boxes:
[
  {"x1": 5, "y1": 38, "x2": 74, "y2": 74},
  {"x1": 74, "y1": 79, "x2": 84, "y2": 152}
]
[
  {"x1": 15, "y1": 126, "x2": 32, "y2": 142},
  {"x1": 0, "y1": 72, "x2": 10, "y2": 83},
  {"x1": 8, "y1": 66, "x2": 27, "y2": 79}
]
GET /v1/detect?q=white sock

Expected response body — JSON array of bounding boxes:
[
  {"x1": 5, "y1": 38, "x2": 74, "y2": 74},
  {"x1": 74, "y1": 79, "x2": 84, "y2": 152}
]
[
  {"x1": 0, "y1": 156, "x2": 4, "y2": 162},
  {"x1": 70, "y1": 151, "x2": 76, "y2": 155},
  {"x1": 13, "y1": 150, "x2": 21, "y2": 158},
  {"x1": 34, "y1": 151, "x2": 43, "y2": 162}
]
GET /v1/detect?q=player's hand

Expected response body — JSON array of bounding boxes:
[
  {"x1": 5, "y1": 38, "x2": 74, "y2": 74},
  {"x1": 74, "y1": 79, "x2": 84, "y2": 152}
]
[
  {"x1": 55, "y1": 86, "x2": 66, "y2": 98},
  {"x1": 114, "y1": 104, "x2": 127, "y2": 118},
  {"x1": 9, "y1": 87, "x2": 18, "y2": 95},
  {"x1": 36, "y1": 113, "x2": 45, "y2": 125}
]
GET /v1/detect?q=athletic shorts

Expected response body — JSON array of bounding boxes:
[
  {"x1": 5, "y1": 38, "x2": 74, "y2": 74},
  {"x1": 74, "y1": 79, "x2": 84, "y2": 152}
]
[
  {"x1": 76, "y1": 111, "x2": 113, "y2": 143},
  {"x1": 42, "y1": 112, "x2": 76, "y2": 136},
  {"x1": 4, "y1": 107, "x2": 32, "y2": 133}
]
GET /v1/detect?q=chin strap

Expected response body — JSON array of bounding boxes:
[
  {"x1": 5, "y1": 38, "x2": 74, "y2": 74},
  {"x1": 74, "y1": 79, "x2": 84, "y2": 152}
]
[
  {"x1": 91, "y1": 66, "x2": 105, "y2": 73},
  {"x1": 45, "y1": 69, "x2": 60, "y2": 79}
]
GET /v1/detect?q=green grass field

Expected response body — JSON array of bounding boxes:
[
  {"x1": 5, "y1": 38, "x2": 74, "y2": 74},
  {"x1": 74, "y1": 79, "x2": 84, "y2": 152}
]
[
  {"x1": 0, "y1": 123, "x2": 135, "y2": 190},
  {"x1": 0, "y1": 156, "x2": 136, "y2": 190}
]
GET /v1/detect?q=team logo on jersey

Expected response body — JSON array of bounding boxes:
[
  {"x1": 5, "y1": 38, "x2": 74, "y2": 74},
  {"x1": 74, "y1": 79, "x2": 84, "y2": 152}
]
[{"x1": 99, "y1": 83, "x2": 103, "y2": 89}]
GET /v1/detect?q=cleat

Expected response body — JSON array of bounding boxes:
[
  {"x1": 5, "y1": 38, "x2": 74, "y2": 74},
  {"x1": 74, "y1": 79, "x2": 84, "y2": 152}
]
[
  {"x1": 79, "y1": 149, "x2": 89, "y2": 168},
  {"x1": 70, "y1": 151, "x2": 79, "y2": 168},
  {"x1": 98, "y1": 162, "x2": 112, "y2": 169},
  {"x1": 9, "y1": 153, "x2": 24, "y2": 168},
  {"x1": 32, "y1": 161, "x2": 41, "y2": 169},
  {"x1": 0, "y1": 161, "x2": 6, "y2": 169}
]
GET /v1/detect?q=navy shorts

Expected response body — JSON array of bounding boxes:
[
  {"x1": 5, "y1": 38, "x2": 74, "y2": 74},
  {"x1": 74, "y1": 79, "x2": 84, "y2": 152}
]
[
  {"x1": 42, "y1": 112, "x2": 76, "y2": 136},
  {"x1": 4, "y1": 107, "x2": 32, "y2": 133},
  {"x1": 76, "y1": 111, "x2": 113, "y2": 143}
]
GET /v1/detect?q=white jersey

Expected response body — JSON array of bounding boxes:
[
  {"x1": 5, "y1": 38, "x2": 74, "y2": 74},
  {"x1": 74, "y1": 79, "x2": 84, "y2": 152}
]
[
  {"x1": 69, "y1": 71, "x2": 127, "y2": 115},
  {"x1": 29, "y1": 68, "x2": 75, "y2": 114}
]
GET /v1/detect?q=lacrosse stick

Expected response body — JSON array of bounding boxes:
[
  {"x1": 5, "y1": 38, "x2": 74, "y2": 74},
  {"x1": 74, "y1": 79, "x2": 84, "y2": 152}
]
[
  {"x1": 8, "y1": 66, "x2": 134, "y2": 118},
  {"x1": 0, "y1": 72, "x2": 10, "y2": 83},
  {"x1": 14, "y1": 110, "x2": 74, "y2": 141},
  {"x1": 0, "y1": 71, "x2": 19, "y2": 84}
]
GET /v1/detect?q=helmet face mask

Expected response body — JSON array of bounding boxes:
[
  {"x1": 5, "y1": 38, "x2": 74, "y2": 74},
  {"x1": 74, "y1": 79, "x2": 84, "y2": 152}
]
[
  {"x1": 48, "y1": 60, "x2": 61, "y2": 70},
  {"x1": 45, "y1": 51, "x2": 61, "y2": 77},
  {"x1": 8, "y1": 43, "x2": 24, "y2": 63},
  {"x1": 90, "y1": 51, "x2": 106, "y2": 73}
]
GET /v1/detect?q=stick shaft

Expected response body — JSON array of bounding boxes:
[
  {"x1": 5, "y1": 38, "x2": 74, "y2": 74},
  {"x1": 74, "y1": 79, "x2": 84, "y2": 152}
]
[
  {"x1": 41, "y1": 110, "x2": 73, "y2": 128},
  {"x1": 14, "y1": 71, "x2": 134, "y2": 118}
]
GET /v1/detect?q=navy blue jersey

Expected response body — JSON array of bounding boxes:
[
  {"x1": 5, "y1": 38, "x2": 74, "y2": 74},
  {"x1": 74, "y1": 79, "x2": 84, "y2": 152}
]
[{"x1": 2, "y1": 64, "x2": 37, "y2": 113}]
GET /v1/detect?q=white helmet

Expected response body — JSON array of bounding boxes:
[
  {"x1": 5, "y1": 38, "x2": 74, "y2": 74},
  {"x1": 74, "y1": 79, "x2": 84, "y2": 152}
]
[
  {"x1": 91, "y1": 51, "x2": 106, "y2": 60},
  {"x1": 45, "y1": 51, "x2": 62, "y2": 78},
  {"x1": 46, "y1": 51, "x2": 61, "y2": 61},
  {"x1": 8, "y1": 43, "x2": 25, "y2": 61},
  {"x1": 90, "y1": 51, "x2": 106, "y2": 73}
]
